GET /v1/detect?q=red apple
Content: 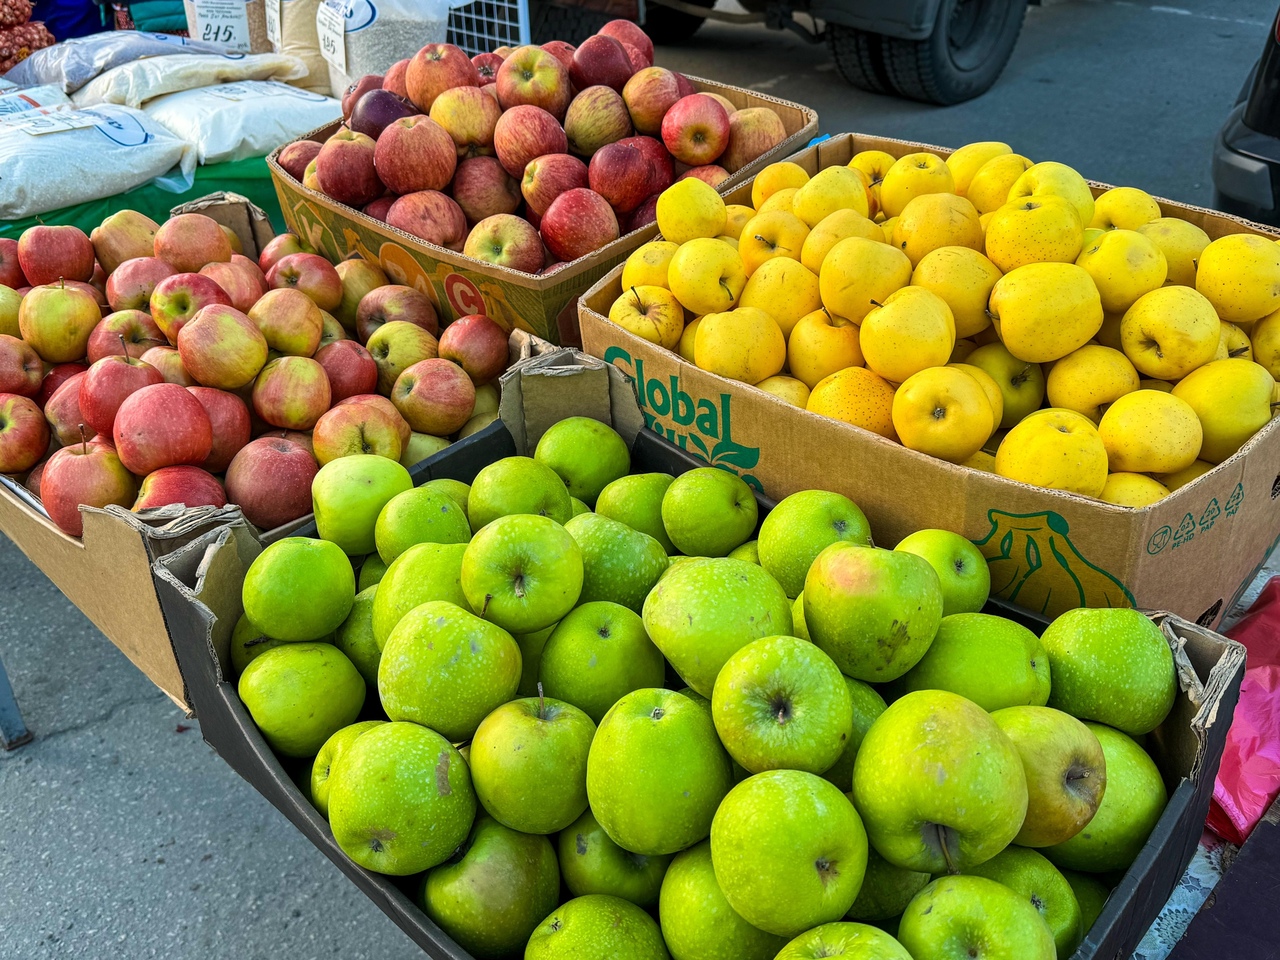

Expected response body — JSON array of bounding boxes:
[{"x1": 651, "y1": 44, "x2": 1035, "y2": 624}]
[
  {"x1": 133, "y1": 464, "x2": 226, "y2": 511},
  {"x1": 493, "y1": 104, "x2": 568, "y2": 178},
  {"x1": 315, "y1": 339, "x2": 378, "y2": 402},
  {"x1": 224, "y1": 436, "x2": 317, "y2": 528},
  {"x1": 266, "y1": 253, "x2": 343, "y2": 313},
  {"x1": 41, "y1": 437, "x2": 138, "y2": 536},
  {"x1": 185, "y1": 385, "x2": 251, "y2": 473},
  {"x1": 0, "y1": 238, "x2": 25, "y2": 289},
  {"x1": 342, "y1": 74, "x2": 384, "y2": 119},
  {"x1": 541, "y1": 40, "x2": 576, "y2": 72},
  {"x1": 406, "y1": 43, "x2": 480, "y2": 112},
  {"x1": 63, "y1": 279, "x2": 108, "y2": 317},
  {"x1": 599, "y1": 19, "x2": 654, "y2": 65},
  {"x1": 105, "y1": 257, "x2": 175, "y2": 312},
  {"x1": 540, "y1": 187, "x2": 620, "y2": 262},
  {"x1": 154, "y1": 214, "x2": 233, "y2": 274},
  {"x1": 315, "y1": 129, "x2": 383, "y2": 207},
  {"x1": 312, "y1": 398, "x2": 403, "y2": 463},
  {"x1": 350, "y1": 89, "x2": 415, "y2": 140},
  {"x1": 564, "y1": 86, "x2": 634, "y2": 156},
  {"x1": 438, "y1": 313, "x2": 509, "y2": 385},
  {"x1": 679, "y1": 164, "x2": 730, "y2": 187},
  {"x1": 521, "y1": 152, "x2": 589, "y2": 216},
  {"x1": 374, "y1": 115, "x2": 458, "y2": 195},
  {"x1": 178, "y1": 304, "x2": 270, "y2": 390},
  {"x1": 570, "y1": 34, "x2": 634, "y2": 92},
  {"x1": 90, "y1": 210, "x2": 159, "y2": 275},
  {"x1": 357, "y1": 284, "x2": 439, "y2": 342},
  {"x1": 452, "y1": 156, "x2": 521, "y2": 224},
  {"x1": 319, "y1": 311, "x2": 347, "y2": 349},
  {"x1": 44, "y1": 372, "x2": 92, "y2": 446},
  {"x1": 496, "y1": 45, "x2": 571, "y2": 119},
  {"x1": 472, "y1": 52, "x2": 503, "y2": 85},
  {"x1": 589, "y1": 141, "x2": 652, "y2": 213},
  {"x1": 333, "y1": 258, "x2": 388, "y2": 331},
  {"x1": 338, "y1": 393, "x2": 412, "y2": 449},
  {"x1": 89, "y1": 262, "x2": 108, "y2": 298},
  {"x1": 429, "y1": 86, "x2": 504, "y2": 159},
  {"x1": 252, "y1": 356, "x2": 331, "y2": 430},
  {"x1": 463, "y1": 215, "x2": 545, "y2": 273},
  {"x1": 627, "y1": 194, "x2": 660, "y2": 232},
  {"x1": 258, "y1": 234, "x2": 309, "y2": 275},
  {"x1": 258, "y1": 429, "x2": 315, "y2": 456},
  {"x1": 390, "y1": 357, "x2": 475, "y2": 435},
  {"x1": 722, "y1": 106, "x2": 787, "y2": 173},
  {"x1": 26, "y1": 460, "x2": 45, "y2": 497},
  {"x1": 385, "y1": 191, "x2": 468, "y2": 252},
  {"x1": 139, "y1": 346, "x2": 195, "y2": 387},
  {"x1": 17, "y1": 225, "x2": 95, "y2": 285},
  {"x1": 618, "y1": 135, "x2": 675, "y2": 194},
  {"x1": 247, "y1": 287, "x2": 323, "y2": 357},
  {"x1": 0, "y1": 393, "x2": 50, "y2": 473},
  {"x1": 277, "y1": 139, "x2": 322, "y2": 182},
  {"x1": 200, "y1": 259, "x2": 267, "y2": 314},
  {"x1": 622, "y1": 66, "x2": 681, "y2": 136},
  {"x1": 18, "y1": 283, "x2": 101, "y2": 363},
  {"x1": 150, "y1": 272, "x2": 233, "y2": 344},
  {"x1": 112, "y1": 381, "x2": 213, "y2": 475},
  {"x1": 36, "y1": 362, "x2": 88, "y2": 409},
  {"x1": 364, "y1": 321, "x2": 440, "y2": 394},
  {"x1": 384, "y1": 59, "x2": 410, "y2": 97},
  {"x1": 363, "y1": 196, "x2": 398, "y2": 222},
  {"x1": 673, "y1": 72, "x2": 696, "y2": 97},
  {"x1": 79, "y1": 352, "x2": 165, "y2": 437},
  {"x1": 661, "y1": 93, "x2": 731, "y2": 166},
  {"x1": 0, "y1": 335, "x2": 44, "y2": 396}
]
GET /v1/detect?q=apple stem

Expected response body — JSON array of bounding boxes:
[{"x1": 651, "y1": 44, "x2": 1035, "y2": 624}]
[
  {"x1": 118, "y1": 334, "x2": 130, "y2": 358},
  {"x1": 868, "y1": 299, "x2": 883, "y2": 309},
  {"x1": 630, "y1": 286, "x2": 643, "y2": 311},
  {"x1": 77, "y1": 423, "x2": 89, "y2": 456},
  {"x1": 537, "y1": 682, "x2": 545, "y2": 720}
]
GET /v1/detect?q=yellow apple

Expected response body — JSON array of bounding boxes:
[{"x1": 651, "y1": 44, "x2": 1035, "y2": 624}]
[
  {"x1": 989, "y1": 262, "x2": 1104, "y2": 363},
  {"x1": 608, "y1": 284, "x2": 685, "y2": 350},
  {"x1": 806, "y1": 365, "x2": 897, "y2": 439},
  {"x1": 984, "y1": 196, "x2": 1084, "y2": 272},
  {"x1": 879, "y1": 152, "x2": 955, "y2": 218},
  {"x1": 1097, "y1": 389, "x2": 1203, "y2": 473},
  {"x1": 1136, "y1": 217, "x2": 1210, "y2": 287},
  {"x1": 756, "y1": 374, "x2": 810, "y2": 407},
  {"x1": 716, "y1": 235, "x2": 739, "y2": 250},
  {"x1": 737, "y1": 211, "x2": 809, "y2": 276},
  {"x1": 967, "y1": 342, "x2": 1046, "y2": 428},
  {"x1": 947, "y1": 141, "x2": 1013, "y2": 197},
  {"x1": 1216, "y1": 321, "x2": 1253, "y2": 361},
  {"x1": 911, "y1": 246, "x2": 1003, "y2": 338},
  {"x1": 1119, "y1": 285, "x2": 1220, "y2": 380},
  {"x1": 892, "y1": 365, "x2": 994, "y2": 463},
  {"x1": 1045, "y1": 344, "x2": 1140, "y2": 422},
  {"x1": 1156, "y1": 459, "x2": 1215, "y2": 491},
  {"x1": 788, "y1": 308, "x2": 864, "y2": 388},
  {"x1": 1100, "y1": 473, "x2": 1170, "y2": 507},
  {"x1": 622, "y1": 240, "x2": 679, "y2": 290},
  {"x1": 893, "y1": 193, "x2": 984, "y2": 265},
  {"x1": 751, "y1": 161, "x2": 810, "y2": 210},
  {"x1": 963, "y1": 449, "x2": 997, "y2": 472},
  {"x1": 967, "y1": 153, "x2": 1034, "y2": 214},
  {"x1": 1095, "y1": 312, "x2": 1124, "y2": 350},
  {"x1": 819, "y1": 236, "x2": 912, "y2": 323},
  {"x1": 1171, "y1": 358, "x2": 1276, "y2": 463},
  {"x1": 1076, "y1": 229, "x2": 1168, "y2": 313},
  {"x1": 694, "y1": 307, "x2": 786, "y2": 384},
  {"x1": 656, "y1": 178, "x2": 727, "y2": 243},
  {"x1": 800, "y1": 209, "x2": 885, "y2": 274},
  {"x1": 722, "y1": 204, "x2": 756, "y2": 241},
  {"x1": 1007, "y1": 160, "x2": 1096, "y2": 227},
  {"x1": 739, "y1": 257, "x2": 821, "y2": 338},
  {"x1": 1090, "y1": 186, "x2": 1161, "y2": 230},
  {"x1": 1196, "y1": 234, "x2": 1280, "y2": 322},
  {"x1": 948, "y1": 361, "x2": 1004, "y2": 427},
  {"x1": 677, "y1": 316, "x2": 701, "y2": 362},
  {"x1": 667, "y1": 238, "x2": 747, "y2": 316},
  {"x1": 951, "y1": 338, "x2": 978, "y2": 362},
  {"x1": 1250, "y1": 308, "x2": 1280, "y2": 376},
  {"x1": 848, "y1": 150, "x2": 897, "y2": 217},
  {"x1": 758, "y1": 187, "x2": 799, "y2": 215},
  {"x1": 859, "y1": 286, "x2": 956, "y2": 383},
  {"x1": 791, "y1": 165, "x2": 871, "y2": 226},
  {"x1": 996, "y1": 408, "x2": 1109, "y2": 497}
]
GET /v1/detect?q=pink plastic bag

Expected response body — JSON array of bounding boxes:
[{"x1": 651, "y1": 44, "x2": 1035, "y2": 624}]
[{"x1": 1207, "y1": 577, "x2": 1280, "y2": 845}]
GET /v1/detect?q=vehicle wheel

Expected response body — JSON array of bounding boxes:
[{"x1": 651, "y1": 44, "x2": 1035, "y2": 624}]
[
  {"x1": 642, "y1": 0, "x2": 714, "y2": 46},
  {"x1": 828, "y1": 24, "x2": 893, "y2": 95},
  {"x1": 529, "y1": 0, "x2": 612, "y2": 44},
  {"x1": 832, "y1": 0, "x2": 1028, "y2": 105}
]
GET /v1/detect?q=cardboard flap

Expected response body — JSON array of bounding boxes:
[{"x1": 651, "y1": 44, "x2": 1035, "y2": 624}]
[
  {"x1": 106, "y1": 502, "x2": 245, "y2": 543},
  {"x1": 170, "y1": 191, "x2": 276, "y2": 259}
]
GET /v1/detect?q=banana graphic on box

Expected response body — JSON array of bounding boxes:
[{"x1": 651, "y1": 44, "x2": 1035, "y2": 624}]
[{"x1": 976, "y1": 509, "x2": 1135, "y2": 615}]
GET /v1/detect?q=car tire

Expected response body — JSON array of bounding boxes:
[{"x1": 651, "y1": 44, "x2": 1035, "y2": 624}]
[
  {"x1": 828, "y1": 24, "x2": 894, "y2": 96},
  {"x1": 529, "y1": 0, "x2": 612, "y2": 44},
  {"x1": 641, "y1": 0, "x2": 714, "y2": 45}
]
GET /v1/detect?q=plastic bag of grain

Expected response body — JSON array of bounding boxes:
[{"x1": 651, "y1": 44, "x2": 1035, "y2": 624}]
[
  {"x1": 3, "y1": 31, "x2": 233, "y2": 92},
  {"x1": 72, "y1": 51, "x2": 307, "y2": 107},
  {"x1": 269, "y1": 0, "x2": 329, "y2": 94},
  {"x1": 0, "y1": 81, "x2": 69, "y2": 115},
  {"x1": 143, "y1": 79, "x2": 338, "y2": 171},
  {"x1": 315, "y1": 0, "x2": 451, "y2": 98},
  {"x1": 0, "y1": 104, "x2": 192, "y2": 218},
  {"x1": 183, "y1": 0, "x2": 272, "y2": 54}
]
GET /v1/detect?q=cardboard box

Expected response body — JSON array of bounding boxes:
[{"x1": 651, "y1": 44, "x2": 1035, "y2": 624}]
[
  {"x1": 152, "y1": 346, "x2": 1245, "y2": 960},
  {"x1": 579, "y1": 132, "x2": 1280, "y2": 630},
  {"x1": 266, "y1": 79, "x2": 819, "y2": 346}
]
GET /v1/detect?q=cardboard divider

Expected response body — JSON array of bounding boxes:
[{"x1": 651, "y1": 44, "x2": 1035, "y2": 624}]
[
  {"x1": 266, "y1": 78, "x2": 819, "y2": 346},
  {"x1": 578, "y1": 131, "x2": 1280, "y2": 630}
]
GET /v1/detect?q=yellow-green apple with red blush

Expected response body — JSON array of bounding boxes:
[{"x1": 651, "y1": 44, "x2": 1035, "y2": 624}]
[
  {"x1": 247, "y1": 287, "x2": 323, "y2": 356},
  {"x1": 721, "y1": 107, "x2": 787, "y2": 173},
  {"x1": 0, "y1": 335, "x2": 43, "y2": 396},
  {"x1": 224, "y1": 436, "x2": 318, "y2": 529},
  {"x1": 17, "y1": 224, "x2": 95, "y2": 284},
  {"x1": 521, "y1": 153, "x2": 589, "y2": 217},
  {"x1": 357, "y1": 285, "x2": 438, "y2": 342},
  {"x1": 495, "y1": 44, "x2": 570, "y2": 117},
  {"x1": 679, "y1": 165, "x2": 730, "y2": 187},
  {"x1": 188, "y1": 386, "x2": 251, "y2": 472},
  {"x1": 87, "y1": 310, "x2": 165, "y2": 362},
  {"x1": 318, "y1": 311, "x2": 346, "y2": 349},
  {"x1": 365, "y1": 320, "x2": 439, "y2": 393},
  {"x1": 90, "y1": 210, "x2": 158, "y2": 274},
  {"x1": 338, "y1": 393, "x2": 411, "y2": 449},
  {"x1": 464, "y1": 215, "x2": 545, "y2": 272},
  {"x1": 149, "y1": 273, "x2": 232, "y2": 343},
  {"x1": 252, "y1": 356, "x2": 331, "y2": 430},
  {"x1": 333, "y1": 258, "x2": 387, "y2": 331},
  {"x1": 312, "y1": 399, "x2": 404, "y2": 464},
  {"x1": 154, "y1": 213, "x2": 232, "y2": 273},
  {"x1": 0, "y1": 393, "x2": 50, "y2": 473},
  {"x1": 564, "y1": 86, "x2": 633, "y2": 156},
  {"x1": 18, "y1": 283, "x2": 101, "y2": 363},
  {"x1": 112, "y1": 382, "x2": 213, "y2": 475},
  {"x1": 429, "y1": 85, "x2": 503, "y2": 157},
  {"x1": 106, "y1": 257, "x2": 174, "y2": 312},
  {"x1": 622, "y1": 67, "x2": 681, "y2": 136},
  {"x1": 177, "y1": 304, "x2": 268, "y2": 389},
  {"x1": 40, "y1": 433, "x2": 137, "y2": 535},
  {"x1": 139, "y1": 345, "x2": 195, "y2": 385},
  {"x1": 391, "y1": 358, "x2": 476, "y2": 435}
]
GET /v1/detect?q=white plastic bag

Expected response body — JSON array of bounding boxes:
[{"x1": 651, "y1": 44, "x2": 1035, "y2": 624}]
[
  {"x1": 316, "y1": 0, "x2": 452, "y2": 97},
  {"x1": 0, "y1": 104, "x2": 192, "y2": 219},
  {"x1": 72, "y1": 52, "x2": 308, "y2": 108},
  {"x1": 2, "y1": 31, "x2": 236, "y2": 92},
  {"x1": 0, "y1": 82, "x2": 70, "y2": 116},
  {"x1": 142, "y1": 79, "x2": 339, "y2": 170}
]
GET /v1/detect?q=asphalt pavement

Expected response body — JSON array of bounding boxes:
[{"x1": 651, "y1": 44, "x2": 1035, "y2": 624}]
[{"x1": 0, "y1": 1, "x2": 1273, "y2": 956}]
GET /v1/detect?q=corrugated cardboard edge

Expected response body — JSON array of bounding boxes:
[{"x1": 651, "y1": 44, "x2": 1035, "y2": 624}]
[{"x1": 170, "y1": 191, "x2": 276, "y2": 260}]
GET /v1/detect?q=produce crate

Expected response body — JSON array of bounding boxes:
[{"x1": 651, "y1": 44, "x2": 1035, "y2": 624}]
[
  {"x1": 151, "y1": 345, "x2": 1245, "y2": 960},
  {"x1": 578, "y1": 131, "x2": 1280, "y2": 631},
  {"x1": 266, "y1": 79, "x2": 819, "y2": 346}
]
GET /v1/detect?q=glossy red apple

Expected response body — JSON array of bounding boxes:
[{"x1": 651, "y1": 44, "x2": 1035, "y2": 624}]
[
  {"x1": 266, "y1": 253, "x2": 343, "y2": 313},
  {"x1": 257, "y1": 234, "x2": 309, "y2": 275},
  {"x1": 0, "y1": 393, "x2": 50, "y2": 473},
  {"x1": 223, "y1": 436, "x2": 318, "y2": 529},
  {"x1": 452, "y1": 156, "x2": 521, "y2": 224},
  {"x1": 0, "y1": 335, "x2": 44, "y2": 396},
  {"x1": 589, "y1": 141, "x2": 652, "y2": 214},
  {"x1": 541, "y1": 40, "x2": 576, "y2": 72},
  {"x1": 406, "y1": 43, "x2": 480, "y2": 112},
  {"x1": 133, "y1": 464, "x2": 226, "y2": 511},
  {"x1": 472, "y1": 52, "x2": 503, "y2": 85},
  {"x1": 40, "y1": 435, "x2": 138, "y2": 536},
  {"x1": 154, "y1": 214, "x2": 233, "y2": 274},
  {"x1": 618, "y1": 135, "x2": 675, "y2": 194},
  {"x1": 356, "y1": 284, "x2": 439, "y2": 342},
  {"x1": 599, "y1": 19, "x2": 654, "y2": 65},
  {"x1": 188, "y1": 385, "x2": 251, "y2": 473},
  {"x1": 36, "y1": 362, "x2": 88, "y2": 409},
  {"x1": 17, "y1": 225, "x2": 95, "y2": 285},
  {"x1": 570, "y1": 34, "x2": 634, "y2": 92},
  {"x1": 106, "y1": 254, "x2": 175, "y2": 310},
  {"x1": 463, "y1": 215, "x2": 545, "y2": 273},
  {"x1": 79, "y1": 353, "x2": 165, "y2": 437},
  {"x1": 540, "y1": 187, "x2": 620, "y2": 262},
  {"x1": 315, "y1": 340, "x2": 378, "y2": 402},
  {"x1": 385, "y1": 192, "x2": 468, "y2": 252},
  {"x1": 112, "y1": 382, "x2": 213, "y2": 475},
  {"x1": 315, "y1": 129, "x2": 384, "y2": 208},
  {"x1": 277, "y1": 139, "x2": 322, "y2": 182},
  {"x1": 662, "y1": 94, "x2": 731, "y2": 166},
  {"x1": 375, "y1": 115, "x2": 459, "y2": 195},
  {"x1": 521, "y1": 153, "x2": 589, "y2": 217},
  {"x1": 438, "y1": 313, "x2": 509, "y2": 385},
  {"x1": 493, "y1": 105, "x2": 569, "y2": 178},
  {"x1": 0, "y1": 238, "x2": 25, "y2": 289},
  {"x1": 564, "y1": 85, "x2": 634, "y2": 156},
  {"x1": 390, "y1": 357, "x2": 475, "y2": 435}
]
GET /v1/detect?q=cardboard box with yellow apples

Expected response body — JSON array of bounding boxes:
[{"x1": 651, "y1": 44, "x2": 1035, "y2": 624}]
[{"x1": 579, "y1": 132, "x2": 1280, "y2": 629}]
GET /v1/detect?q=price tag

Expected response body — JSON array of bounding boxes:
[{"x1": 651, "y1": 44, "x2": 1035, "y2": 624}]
[
  {"x1": 316, "y1": 0, "x2": 347, "y2": 74},
  {"x1": 193, "y1": 0, "x2": 252, "y2": 53},
  {"x1": 264, "y1": 0, "x2": 281, "y2": 46},
  {"x1": 9, "y1": 112, "x2": 98, "y2": 136}
]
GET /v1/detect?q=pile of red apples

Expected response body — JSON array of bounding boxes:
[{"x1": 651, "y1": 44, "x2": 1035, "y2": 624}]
[
  {"x1": 0, "y1": 211, "x2": 510, "y2": 536},
  {"x1": 276, "y1": 21, "x2": 789, "y2": 272}
]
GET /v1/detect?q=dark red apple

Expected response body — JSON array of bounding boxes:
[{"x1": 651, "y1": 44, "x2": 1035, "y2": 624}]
[
  {"x1": 599, "y1": 19, "x2": 654, "y2": 65},
  {"x1": 438, "y1": 314, "x2": 509, "y2": 385},
  {"x1": 589, "y1": 141, "x2": 652, "y2": 214},
  {"x1": 349, "y1": 89, "x2": 415, "y2": 139},
  {"x1": 224, "y1": 436, "x2": 318, "y2": 529},
  {"x1": 569, "y1": 34, "x2": 635, "y2": 92},
  {"x1": 315, "y1": 339, "x2": 378, "y2": 402},
  {"x1": 342, "y1": 74, "x2": 384, "y2": 120},
  {"x1": 277, "y1": 140, "x2": 322, "y2": 182},
  {"x1": 540, "y1": 187, "x2": 620, "y2": 262},
  {"x1": 188, "y1": 385, "x2": 251, "y2": 473}
]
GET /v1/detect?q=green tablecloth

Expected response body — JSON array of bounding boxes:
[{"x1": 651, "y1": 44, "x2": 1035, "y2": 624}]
[{"x1": 0, "y1": 157, "x2": 284, "y2": 239}]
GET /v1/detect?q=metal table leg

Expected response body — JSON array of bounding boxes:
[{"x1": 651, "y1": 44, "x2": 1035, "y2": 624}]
[{"x1": 0, "y1": 656, "x2": 31, "y2": 750}]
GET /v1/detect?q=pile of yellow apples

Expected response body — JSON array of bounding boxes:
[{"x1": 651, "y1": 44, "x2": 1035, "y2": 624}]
[{"x1": 606, "y1": 143, "x2": 1280, "y2": 507}]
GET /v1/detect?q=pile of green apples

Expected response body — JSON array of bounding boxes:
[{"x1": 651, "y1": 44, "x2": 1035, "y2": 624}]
[{"x1": 231, "y1": 414, "x2": 1179, "y2": 960}]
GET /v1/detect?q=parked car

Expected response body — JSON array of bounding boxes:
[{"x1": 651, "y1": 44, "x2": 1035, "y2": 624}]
[{"x1": 1213, "y1": 8, "x2": 1280, "y2": 225}]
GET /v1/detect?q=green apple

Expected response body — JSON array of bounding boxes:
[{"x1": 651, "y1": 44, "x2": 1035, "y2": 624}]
[
  {"x1": 727, "y1": 539, "x2": 759, "y2": 563},
  {"x1": 327, "y1": 721, "x2": 475, "y2": 875},
  {"x1": 586, "y1": 687, "x2": 734, "y2": 855},
  {"x1": 534, "y1": 416, "x2": 631, "y2": 505},
  {"x1": 571, "y1": 496, "x2": 591, "y2": 516},
  {"x1": 711, "y1": 634, "x2": 853, "y2": 774},
  {"x1": 401, "y1": 431, "x2": 450, "y2": 468},
  {"x1": 775, "y1": 922, "x2": 912, "y2": 960},
  {"x1": 371, "y1": 541, "x2": 469, "y2": 648},
  {"x1": 662, "y1": 467, "x2": 758, "y2": 557},
  {"x1": 358, "y1": 553, "x2": 388, "y2": 590},
  {"x1": 333, "y1": 584, "x2": 381, "y2": 685},
  {"x1": 821, "y1": 677, "x2": 887, "y2": 791},
  {"x1": 845, "y1": 847, "x2": 929, "y2": 923},
  {"x1": 538, "y1": 601, "x2": 666, "y2": 723},
  {"x1": 558, "y1": 809, "x2": 672, "y2": 907},
  {"x1": 313, "y1": 454, "x2": 413, "y2": 555},
  {"x1": 966, "y1": 342, "x2": 1047, "y2": 429},
  {"x1": 711, "y1": 769, "x2": 868, "y2": 937},
  {"x1": 659, "y1": 839, "x2": 787, "y2": 960},
  {"x1": 526, "y1": 894, "x2": 669, "y2": 960},
  {"x1": 1040, "y1": 608, "x2": 1176, "y2": 736},
  {"x1": 421, "y1": 816, "x2": 560, "y2": 959},
  {"x1": 374, "y1": 486, "x2": 471, "y2": 563},
  {"x1": 565, "y1": 512, "x2": 669, "y2": 612},
  {"x1": 991, "y1": 706, "x2": 1107, "y2": 848},
  {"x1": 852, "y1": 690, "x2": 1028, "y2": 873},
  {"x1": 515, "y1": 623, "x2": 556, "y2": 696},
  {"x1": 596, "y1": 472, "x2": 677, "y2": 554},
  {"x1": 310, "y1": 720, "x2": 384, "y2": 817},
  {"x1": 467, "y1": 456, "x2": 573, "y2": 529},
  {"x1": 238, "y1": 642, "x2": 365, "y2": 757},
  {"x1": 243, "y1": 537, "x2": 356, "y2": 641},
  {"x1": 1043, "y1": 723, "x2": 1166, "y2": 874},
  {"x1": 228, "y1": 613, "x2": 284, "y2": 675},
  {"x1": 966, "y1": 846, "x2": 1082, "y2": 958},
  {"x1": 804, "y1": 544, "x2": 943, "y2": 682},
  {"x1": 461, "y1": 513, "x2": 584, "y2": 633},
  {"x1": 378, "y1": 600, "x2": 521, "y2": 741},
  {"x1": 899, "y1": 613, "x2": 1051, "y2": 711},
  {"x1": 421, "y1": 477, "x2": 471, "y2": 524},
  {"x1": 469, "y1": 695, "x2": 596, "y2": 834},
  {"x1": 1061, "y1": 870, "x2": 1110, "y2": 933},
  {"x1": 793, "y1": 593, "x2": 808, "y2": 639},
  {"x1": 642, "y1": 557, "x2": 792, "y2": 696},
  {"x1": 898, "y1": 875, "x2": 1056, "y2": 960},
  {"x1": 758, "y1": 490, "x2": 872, "y2": 598},
  {"x1": 894, "y1": 529, "x2": 990, "y2": 616}
]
